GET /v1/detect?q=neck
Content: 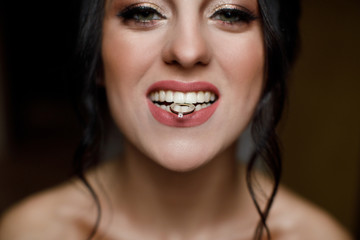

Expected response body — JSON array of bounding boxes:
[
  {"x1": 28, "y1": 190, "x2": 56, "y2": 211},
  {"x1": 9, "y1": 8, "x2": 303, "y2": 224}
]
[{"x1": 100, "y1": 141, "x2": 251, "y2": 236}]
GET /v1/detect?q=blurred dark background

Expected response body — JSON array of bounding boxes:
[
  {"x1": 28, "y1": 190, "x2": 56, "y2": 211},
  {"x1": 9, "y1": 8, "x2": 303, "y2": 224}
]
[
  {"x1": 0, "y1": 0, "x2": 359, "y2": 237},
  {"x1": 0, "y1": 0, "x2": 81, "y2": 209}
]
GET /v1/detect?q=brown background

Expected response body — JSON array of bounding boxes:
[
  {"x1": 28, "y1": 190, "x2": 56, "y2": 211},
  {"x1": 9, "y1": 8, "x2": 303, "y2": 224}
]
[
  {"x1": 0, "y1": 0, "x2": 359, "y2": 237},
  {"x1": 280, "y1": 0, "x2": 360, "y2": 235}
]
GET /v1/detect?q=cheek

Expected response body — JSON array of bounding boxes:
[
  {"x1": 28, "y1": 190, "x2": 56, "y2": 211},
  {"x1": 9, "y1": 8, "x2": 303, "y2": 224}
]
[
  {"x1": 231, "y1": 43, "x2": 264, "y2": 109},
  {"x1": 210, "y1": 30, "x2": 265, "y2": 140},
  {"x1": 101, "y1": 19, "x2": 167, "y2": 89},
  {"x1": 102, "y1": 30, "x2": 156, "y2": 88},
  {"x1": 101, "y1": 25, "x2": 143, "y2": 133},
  {"x1": 215, "y1": 32, "x2": 265, "y2": 105},
  {"x1": 101, "y1": 23, "x2": 165, "y2": 128},
  {"x1": 216, "y1": 34, "x2": 264, "y2": 87}
]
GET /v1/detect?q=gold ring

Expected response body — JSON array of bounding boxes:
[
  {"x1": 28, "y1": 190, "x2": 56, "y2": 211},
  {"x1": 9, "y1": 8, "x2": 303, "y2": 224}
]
[{"x1": 170, "y1": 103, "x2": 196, "y2": 118}]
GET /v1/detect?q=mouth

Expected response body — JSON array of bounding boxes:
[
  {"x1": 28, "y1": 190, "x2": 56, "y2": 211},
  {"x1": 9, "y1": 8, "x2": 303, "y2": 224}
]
[
  {"x1": 149, "y1": 90, "x2": 218, "y2": 114},
  {"x1": 146, "y1": 80, "x2": 220, "y2": 127}
]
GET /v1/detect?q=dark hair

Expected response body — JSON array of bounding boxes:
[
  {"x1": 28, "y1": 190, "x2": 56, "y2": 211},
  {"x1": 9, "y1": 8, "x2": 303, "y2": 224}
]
[
  {"x1": 248, "y1": 0, "x2": 300, "y2": 239},
  {"x1": 72, "y1": 0, "x2": 300, "y2": 239}
]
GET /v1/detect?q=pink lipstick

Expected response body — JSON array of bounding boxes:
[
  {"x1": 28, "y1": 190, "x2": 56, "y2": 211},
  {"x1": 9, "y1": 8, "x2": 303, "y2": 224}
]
[{"x1": 147, "y1": 80, "x2": 220, "y2": 127}]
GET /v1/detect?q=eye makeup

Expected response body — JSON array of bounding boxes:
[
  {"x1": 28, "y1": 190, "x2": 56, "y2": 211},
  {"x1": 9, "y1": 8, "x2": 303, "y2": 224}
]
[
  {"x1": 211, "y1": 4, "x2": 257, "y2": 23},
  {"x1": 209, "y1": 3, "x2": 259, "y2": 30},
  {"x1": 116, "y1": 2, "x2": 166, "y2": 27},
  {"x1": 112, "y1": 0, "x2": 259, "y2": 30}
]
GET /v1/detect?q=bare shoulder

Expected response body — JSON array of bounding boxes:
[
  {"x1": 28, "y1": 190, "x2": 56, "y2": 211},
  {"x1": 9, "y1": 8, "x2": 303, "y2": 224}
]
[
  {"x1": 269, "y1": 185, "x2": 353, "y2": 240},
  {"x1": 0, "y1": 180, "x2": 98, "y2": 240}
]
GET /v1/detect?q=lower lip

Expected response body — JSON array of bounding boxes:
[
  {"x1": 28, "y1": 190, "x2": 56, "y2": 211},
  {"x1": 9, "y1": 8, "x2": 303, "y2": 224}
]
[{"x1": 147, "y1": 100, "x2": 220, "y2": 127}]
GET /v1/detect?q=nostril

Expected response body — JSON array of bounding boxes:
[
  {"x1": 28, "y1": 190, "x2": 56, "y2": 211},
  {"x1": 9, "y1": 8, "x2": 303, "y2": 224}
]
[{"x1": 161, "y1": 29, "x2": 212, "y2": 68}]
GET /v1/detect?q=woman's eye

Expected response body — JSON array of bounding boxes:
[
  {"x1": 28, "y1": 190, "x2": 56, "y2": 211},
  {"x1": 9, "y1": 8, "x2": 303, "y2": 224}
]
[
  {"x1": 118, "y1": 6, "x2": 165, "y2": 24},
  {"x1": 210, "y1": 8, "x2": 257, "y2": 25}
]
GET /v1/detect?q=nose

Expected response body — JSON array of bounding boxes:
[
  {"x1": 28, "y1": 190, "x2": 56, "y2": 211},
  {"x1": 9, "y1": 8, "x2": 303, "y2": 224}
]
[{"x1": 162, "y1": 19, "x2": 212, "y2": 68}]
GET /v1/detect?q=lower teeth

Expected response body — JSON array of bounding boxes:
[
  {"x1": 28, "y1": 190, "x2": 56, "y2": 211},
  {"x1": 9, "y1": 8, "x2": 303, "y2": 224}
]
[{"x1": 154, "y1": 103, "x2": 211, "y2": 113}]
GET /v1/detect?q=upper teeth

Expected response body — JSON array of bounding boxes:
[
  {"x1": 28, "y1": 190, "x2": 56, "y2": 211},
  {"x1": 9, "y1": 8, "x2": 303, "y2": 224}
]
[{"x1": 150, "y1": 90, "x2": 216, "y2": 104}]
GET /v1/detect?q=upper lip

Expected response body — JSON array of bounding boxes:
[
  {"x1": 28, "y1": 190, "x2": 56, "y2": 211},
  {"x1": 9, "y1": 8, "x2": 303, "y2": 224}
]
[{"x1": 146, "y1": 80, "x2": 220, "y2": 96}]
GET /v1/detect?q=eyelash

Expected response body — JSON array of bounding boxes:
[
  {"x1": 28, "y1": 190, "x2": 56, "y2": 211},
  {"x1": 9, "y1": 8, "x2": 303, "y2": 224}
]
[
  {"x1": 117, "y1": 4, "x2": 257, "y2": 27},
  {"x1": 210, "y1": 8, "x2": 257, "y2": 25},
  {"x1": 118, "y1": 5, "x2": 166, "y2": 26}
]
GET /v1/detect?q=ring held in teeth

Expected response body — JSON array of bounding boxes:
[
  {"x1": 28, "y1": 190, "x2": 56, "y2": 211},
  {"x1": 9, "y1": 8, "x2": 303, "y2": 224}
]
[
  {"x1": 170, "y1": 103, "x2": 196, "y2": 118},
  {"x1": 150, "y1": 90, "x2": 217, "y2": 117}
]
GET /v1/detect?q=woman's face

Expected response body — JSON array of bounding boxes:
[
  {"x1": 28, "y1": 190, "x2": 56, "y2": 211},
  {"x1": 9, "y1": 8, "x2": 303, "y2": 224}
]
[{"x1": 102, "y1": 0, "x2": 264, "y2": 171}]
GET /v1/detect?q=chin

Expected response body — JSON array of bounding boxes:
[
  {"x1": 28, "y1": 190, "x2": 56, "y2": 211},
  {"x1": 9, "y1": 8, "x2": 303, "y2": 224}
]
[
  {"x1": 156, "y1": 156, "x2": 210, "y2": 173},
  {"x1": 162, "y1": 160, "x2": 207, "y2": 173},
  {"x1": 151, "y1": 141, "x2": 217, "y2": 173}
]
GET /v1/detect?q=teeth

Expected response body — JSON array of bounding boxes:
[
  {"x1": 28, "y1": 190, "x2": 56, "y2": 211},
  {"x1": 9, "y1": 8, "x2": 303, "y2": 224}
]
[
  {"x1": 204, "y1": 92, "x2": 211, "y2": 102},
  {"x1": 150, "y1": 90, "x2": 217, "y2": 114},
  {"x1": 181, "y1": 105, "x2": 191, "y2": 112},
  {"x1": 197, "y1": 91, "x2": 205, "y2": 103},
  {"x1": 155, "y1": 102, "x2": 212, "y2": 113},
  {"x1": 173, "y1": 92, "x2": 185, "y2": 104},
  {"x1": 159, "y1": 90, "x2": 166, "y2": 102},
  {"x1": 185, "y1": 92, "x2": 197, "y2": 104},
  {"x1": 150, "y1": 90, "x2": 216, "y2": 104},
  {"x1": 165, "y1": 91, "x2": 173, "y2": 103},
  {"x1": 172, "y1": 104, "x2": 181, "y2": 112},
  {"x1": 154, "y1": 92, "x2": 159, "y2": 102}
]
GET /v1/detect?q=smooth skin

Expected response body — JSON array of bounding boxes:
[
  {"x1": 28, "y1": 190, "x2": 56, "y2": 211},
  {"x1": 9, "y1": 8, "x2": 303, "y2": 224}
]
[{"x1": 0, "y1": 0, "x2": 353, "y2": 239}]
